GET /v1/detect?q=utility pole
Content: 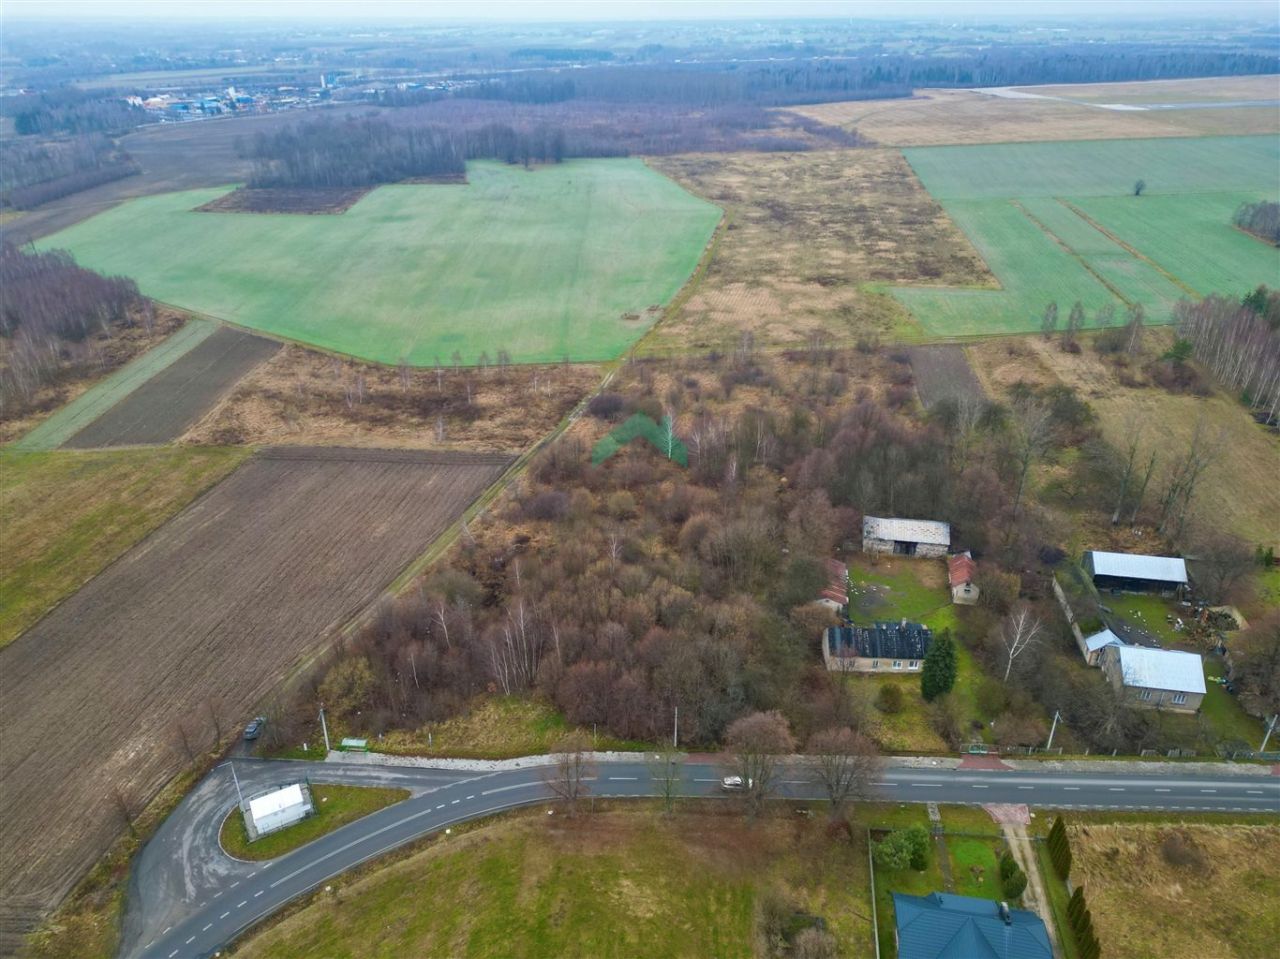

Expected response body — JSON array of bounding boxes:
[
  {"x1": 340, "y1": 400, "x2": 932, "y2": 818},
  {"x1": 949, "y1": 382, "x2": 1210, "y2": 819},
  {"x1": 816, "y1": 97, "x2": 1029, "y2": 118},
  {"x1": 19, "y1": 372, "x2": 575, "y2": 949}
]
[
  {"x1": 218, "y1": 761, "x2": 245, "y2": 807},
  {"x1": 673, "y1": 705, "x2": 678, "y2": 748},
  {"x1": 319, "y1": 705, "x2": 331, "y2": 753},
  {"x1": 1261, "y1": 713, "x2": 1278, "y2": 754},
  {"x1": 1045, "y1": 710, "x2": 1062, "y2": 751}
]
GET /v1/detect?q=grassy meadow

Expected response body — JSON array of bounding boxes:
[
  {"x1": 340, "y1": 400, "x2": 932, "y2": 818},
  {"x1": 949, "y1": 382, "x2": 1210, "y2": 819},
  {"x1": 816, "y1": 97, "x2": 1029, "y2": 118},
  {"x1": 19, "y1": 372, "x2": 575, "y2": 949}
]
[
  {"x1": 894, "y1": 136, "x2": 1280, "y2": 336},
  {"x1": 220, "y1": 784, "x2": 408, "y2": 862},
  {"x1": 35, "y1": 160, "x2": 720, "y2": 366},
  {"x1": 0, "y1": 446, "x2": 248, "y2": 646}
]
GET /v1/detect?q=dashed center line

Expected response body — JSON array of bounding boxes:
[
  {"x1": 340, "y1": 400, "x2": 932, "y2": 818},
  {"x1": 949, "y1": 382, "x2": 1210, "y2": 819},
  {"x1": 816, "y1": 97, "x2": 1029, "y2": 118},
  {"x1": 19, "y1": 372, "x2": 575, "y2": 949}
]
[
  {"x1": 607, "y1": 777, "x2": 637, "y2": 781},
  {"x1": 254, "y1": 890, "x2": 264, "y2": 897},
  {"x1": 219, "y1": 911, "x2": 230, "y2": 920},
  {"x1": 874, "y1": 782, "x2": 898, "y2": 787},
  {"x1": 1108, "y1": 787, "x2": 1125, "y2": 792},
  {"x1": 1200, "y1": 789, "x2": 1217, "y2": 794},
  {"x1": 237, "y1": 900, "x2": 248, "y2": 908},
  {"x1": 1064, "y1": 787, "x2": 1080, "y2": 791},
  {"x1": 1154, "y1": 788, "x2": 1171, "y2": 792},
  {"x1": 451, "y1": 799, "x2": 460, "y2": 804},
  {"x1": 202, "y1": 923, "x2": 212, "y2": 932},
  {"x1": 1018, "y1": 786, "x2": 1034, "y2": 790},
  {"x1": 971, "y1": 785, "x2": 989, "y2": 789},
  {"x1": 186, "y1": 936, "x2": 195, "y2": 945}
]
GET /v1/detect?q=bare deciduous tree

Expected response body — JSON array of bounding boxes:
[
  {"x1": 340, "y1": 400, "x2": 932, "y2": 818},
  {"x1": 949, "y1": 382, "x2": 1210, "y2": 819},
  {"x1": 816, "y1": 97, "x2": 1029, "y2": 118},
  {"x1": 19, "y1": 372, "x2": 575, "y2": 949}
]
[
  {"x1": 647, "y1": 747, "x2": 686, "y2": 815},
  {"x1": 997, "y1": 606, "x2": 1044, "y2": 682},
  {"x1": 806, "y1": 726, "x2": 881, "y2": 820},
  {"x1": 1009, "y1": 399, "x2": 1054, "y2": 517},
  {"x1": 1187, "y1": 528, "x2": 1254, "y2": 604},
  {"x1": 543, "y1": 731, "x2": 595, "y2": 815},
  {"x1": 724, "y1": 710, "x2": 797, "y2": 818}
]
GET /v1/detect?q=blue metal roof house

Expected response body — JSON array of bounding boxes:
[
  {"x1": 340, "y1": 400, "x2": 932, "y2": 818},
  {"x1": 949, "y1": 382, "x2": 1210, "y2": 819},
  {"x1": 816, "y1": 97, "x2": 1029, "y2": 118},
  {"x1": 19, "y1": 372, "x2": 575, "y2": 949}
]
[{"x1": 892, "y1": 892, "x2": 1052, "y2": 959}]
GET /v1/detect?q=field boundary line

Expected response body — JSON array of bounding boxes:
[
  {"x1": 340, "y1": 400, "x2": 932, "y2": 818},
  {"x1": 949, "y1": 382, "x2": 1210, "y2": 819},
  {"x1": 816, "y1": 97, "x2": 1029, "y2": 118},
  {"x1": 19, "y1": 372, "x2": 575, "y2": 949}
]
[
  {"x1": 1058, "y1": 199, "x2": 1201, "y2": 297},
  {"x1": 1009, "y1": 198, "x2": 1135, "y2": 307},
  {"x1": 10, "y1": 318, "x2": 219, "y2": 451}
]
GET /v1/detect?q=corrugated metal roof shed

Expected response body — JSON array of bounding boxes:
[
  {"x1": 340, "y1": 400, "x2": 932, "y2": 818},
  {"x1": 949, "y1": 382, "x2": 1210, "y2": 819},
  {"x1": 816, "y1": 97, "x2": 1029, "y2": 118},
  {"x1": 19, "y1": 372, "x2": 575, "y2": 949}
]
[
  {"x1": 864, "y1": 516, "x2": 951, "y2": 546},
  {"x1": 1085, "y1": 550, "x2": 1188, "y2": 584},
  {"x1": 1084, "y1": 628, "x2": 1122, "y2": 653},
  {"x1": 1115, "y1": 645, "x2": 1206, "y2": 694}
]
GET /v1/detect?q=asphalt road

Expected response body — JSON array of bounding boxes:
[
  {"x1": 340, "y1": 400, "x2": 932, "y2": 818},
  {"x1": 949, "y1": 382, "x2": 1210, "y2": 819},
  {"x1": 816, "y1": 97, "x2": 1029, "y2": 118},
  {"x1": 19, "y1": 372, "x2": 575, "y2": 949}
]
[{"x1": 130, "y1": 758, "x2": 1279, "y2": 959}]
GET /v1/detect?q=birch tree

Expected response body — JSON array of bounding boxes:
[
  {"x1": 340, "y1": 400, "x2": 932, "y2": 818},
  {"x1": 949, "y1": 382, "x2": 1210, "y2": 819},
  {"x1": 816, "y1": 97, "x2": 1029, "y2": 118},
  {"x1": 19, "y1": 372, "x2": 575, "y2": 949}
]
[{"x1": 997, "y1": 606, "x2": 1044, "y2": 683}]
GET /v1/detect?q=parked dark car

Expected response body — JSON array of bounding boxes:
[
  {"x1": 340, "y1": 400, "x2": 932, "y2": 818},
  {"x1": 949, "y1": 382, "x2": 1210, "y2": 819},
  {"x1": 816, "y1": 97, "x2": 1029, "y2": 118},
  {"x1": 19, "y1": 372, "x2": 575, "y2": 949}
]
[{"x1": 243, "y1": 716, "x2": 267, "y2": 740}]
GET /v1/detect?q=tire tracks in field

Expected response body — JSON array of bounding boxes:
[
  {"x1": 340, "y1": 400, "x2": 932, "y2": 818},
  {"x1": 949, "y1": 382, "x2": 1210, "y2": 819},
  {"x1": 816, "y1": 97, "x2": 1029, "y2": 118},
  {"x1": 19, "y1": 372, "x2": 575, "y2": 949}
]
[
  {"x1": 1008, "y1": 198, "x2": 1135, "y2": 307},
  {"x1": 1057, "y1": 199, "x2": 1201, "y2": 298}
]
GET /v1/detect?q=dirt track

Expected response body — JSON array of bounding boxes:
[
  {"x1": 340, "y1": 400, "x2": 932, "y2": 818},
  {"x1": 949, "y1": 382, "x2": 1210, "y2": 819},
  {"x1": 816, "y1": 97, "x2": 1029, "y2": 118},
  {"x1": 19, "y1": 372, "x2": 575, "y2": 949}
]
[
  {"x1": 907, "y1": 344, "x2": 987, "y2": 409},
  {"x1": 0, "y1": 447, "x2": 510, "y2": 940},
  {"x1": 62, "y1": 326, "x2": 280, "y2": 448}
]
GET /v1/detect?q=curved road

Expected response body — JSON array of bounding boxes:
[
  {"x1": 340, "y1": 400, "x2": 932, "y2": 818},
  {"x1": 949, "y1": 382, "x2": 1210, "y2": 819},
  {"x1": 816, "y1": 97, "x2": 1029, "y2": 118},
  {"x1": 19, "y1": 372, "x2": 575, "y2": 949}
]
[{"x1": 129, "y1": 757, "x2": 1279, "y2": 959}]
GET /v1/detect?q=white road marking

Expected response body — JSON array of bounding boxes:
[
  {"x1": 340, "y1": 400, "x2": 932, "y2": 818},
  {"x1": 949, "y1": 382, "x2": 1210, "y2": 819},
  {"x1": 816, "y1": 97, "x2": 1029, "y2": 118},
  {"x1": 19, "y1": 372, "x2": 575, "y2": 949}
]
[
  {"x1": 1200, "y1": 789, "x2": 1217, "y2": 793},
  {"x1": 1064, "y1": 787, "x2": 1079, "y2": 791},
  {"x1": 1246, "y1": 790, "x2": 1263, "y2": 794},
  {"x1": 481, "y1": 783, "x2": 532, "y2": 796},
  {"x1": 202, "y1": 924, "x2": 212, "y2": 932},
  {"x1": 1108, "y1": 788, "x2": 1124, "y2": 792},
  {"x1": 237, "y1": 900, "x2": 248, "y2": 908},
  {"x1": 913, "y1": 784, "x2": 941, "y2": 788},
  {"x1": 607, "y1": 777, "x2": 638, "y2": 781},
  {"x1": 220, "y1": 911, "x2": 230, "y2": 919},
  {"x1": 694, "y1": 778, "x2": 720, "y2": 783},
  {"x1": 213, "y1": 892, "x2": 222, "y2": 899},
  {"x1": 1154, "y1": 788, "x2": 1171, "y2": 792},
  {"x1": 436, "y1": 804, "x2": 445, "y2": 810},
  {"x1": 230, "y1": 881, "x2": 240, "y2": 888},
  {"x1": 466, "y1": 795, "x2": 476, "y2": 800},
  {"x1": 162, "y1": 927, "x2": 171, "y2": 935},
  {"x1": 971, "y1": 785, "x2": 989, "y2": 789},
  {"x1": 874, "y1": 782, "x2": 898, "y2": 787},
  {"x1": 451, "y1": 799, "x2": 460, "y2": 804},
  {"x1": 254, "y1": 890, "x2": 264, "y2": 897},
  {"x1": 186, "y1": 937, "x2": 195, "y2": 945},
  {"x1": 1018, "y1": 786, "x2": 1034, "y2": 790},
  {"x1": 168, "y1": 951, "x2": 178, "y2": 958}
]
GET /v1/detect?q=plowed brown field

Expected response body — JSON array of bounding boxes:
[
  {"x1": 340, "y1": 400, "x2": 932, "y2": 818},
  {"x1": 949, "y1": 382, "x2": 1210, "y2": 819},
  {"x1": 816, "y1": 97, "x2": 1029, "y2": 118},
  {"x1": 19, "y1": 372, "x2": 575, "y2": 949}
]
[{"x1": 0, "y1": 447, "x2": 510, "y2": 939}]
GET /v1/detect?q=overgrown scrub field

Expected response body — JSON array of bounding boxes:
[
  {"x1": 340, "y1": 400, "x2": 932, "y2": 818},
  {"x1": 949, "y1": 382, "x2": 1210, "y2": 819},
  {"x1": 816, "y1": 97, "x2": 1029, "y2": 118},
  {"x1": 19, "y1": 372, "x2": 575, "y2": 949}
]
[
  {"x1": 786, "y1": 79, "x2": 1280, "y2": 147},
  {"x1": 0, "y1": 446, "x2": 248, "y2": 647},
  {"x1": 0, "y1": 447, "x2": 511, "y2": 932},
  {"x1": 894, "y1": 136, "x2": 1280, "y2": 336},
  {"x1": 237, "y1": 807, "x2": 874, "y2": 959},
  {"x1": 642, "y1": 149, "x2": 995, "y2": 354},
  {"x1": 34, "y1": 159, "x2": 720, "y2": 366},
  {"x1": 966, "y1": 335, "x2": 1280, "y2": 542},
  {"x1": 183, "y1": 342, "x2": 600, "y2": 452},
  {"x1": 1070, "y1": 823, "x2": 1280, "y2": 959}
]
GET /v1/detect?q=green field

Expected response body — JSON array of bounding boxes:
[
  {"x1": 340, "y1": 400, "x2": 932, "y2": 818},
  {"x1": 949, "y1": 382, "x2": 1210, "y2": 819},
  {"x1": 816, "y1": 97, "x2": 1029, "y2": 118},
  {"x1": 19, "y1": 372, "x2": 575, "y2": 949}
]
[
  {"x1": 894, "y1": 136, "x2": 1280, "y2": 336},
  {"x1": 35, "y1": 160, "x2": 721, "y2": 366}
]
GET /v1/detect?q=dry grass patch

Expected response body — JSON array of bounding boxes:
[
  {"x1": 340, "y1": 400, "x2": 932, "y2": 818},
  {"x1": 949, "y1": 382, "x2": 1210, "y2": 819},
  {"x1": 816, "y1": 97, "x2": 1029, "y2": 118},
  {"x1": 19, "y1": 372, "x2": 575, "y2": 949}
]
[
  {"x1": 641, "y1": 149, "x2": 993, "y2": 354},
  {"x1": 966, "y1": 334, "x2": 1280, "y2": 543},
  {"x1": 183, "y1": 343, "x2": 601, "y2": 452},
  {"x1": 787, "y1": 87, "x2": 1280, "y2": 147},
  {"x1": 1071, "y1": 823, "x2": 1280, "y2": 959},
  {"x1": 237, "y1": 807, "x2": 874, "y2": 959},
  {"x1": 1020, "y1": 75, "x2": 1280, "y2": 104}
]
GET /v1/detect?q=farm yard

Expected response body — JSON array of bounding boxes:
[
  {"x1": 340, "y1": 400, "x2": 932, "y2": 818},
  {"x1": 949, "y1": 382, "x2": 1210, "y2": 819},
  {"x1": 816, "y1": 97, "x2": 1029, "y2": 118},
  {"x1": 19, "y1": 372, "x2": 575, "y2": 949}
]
[
  {"x1": 893, "y1": 136, "x2": 1280, "y2": 336},
  {"x1": 33, "y1": 159, "x2": 721, "y2": 366},
  {"x1": 0, "y1": 447, "x2": 511, "y2": 929},
  {"x1": 642, "y1": 149, "x2": 995, "y2": 354}
]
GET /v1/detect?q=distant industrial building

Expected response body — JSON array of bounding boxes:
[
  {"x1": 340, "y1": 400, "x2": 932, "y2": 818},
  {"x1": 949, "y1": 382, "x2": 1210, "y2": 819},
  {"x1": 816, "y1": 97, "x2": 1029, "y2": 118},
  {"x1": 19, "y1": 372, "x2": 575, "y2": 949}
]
[
  {"x1": 1083, "y1": 550, "x2": 1188, "y2": 596},
  {"x1": 822, "y1": 621, "x2": 932, "y2": 673},
  {"x1": 863, "y1": 516, "x2": 950, "y2": 558}
]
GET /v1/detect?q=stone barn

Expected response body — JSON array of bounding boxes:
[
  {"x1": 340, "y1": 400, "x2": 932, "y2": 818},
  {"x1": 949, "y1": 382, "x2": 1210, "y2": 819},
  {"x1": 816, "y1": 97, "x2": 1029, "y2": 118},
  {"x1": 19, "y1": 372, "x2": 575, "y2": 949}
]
[{"x1": 863, "y1": 516, "x2": 950, "y2": 558}]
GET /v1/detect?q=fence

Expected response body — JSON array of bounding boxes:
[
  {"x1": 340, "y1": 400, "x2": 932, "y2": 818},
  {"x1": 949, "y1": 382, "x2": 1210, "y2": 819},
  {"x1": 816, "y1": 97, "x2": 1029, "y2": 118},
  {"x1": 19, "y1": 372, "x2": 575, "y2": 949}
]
[{"x1": 961, "y1": 743, "x2": 1064, "y2": 757}]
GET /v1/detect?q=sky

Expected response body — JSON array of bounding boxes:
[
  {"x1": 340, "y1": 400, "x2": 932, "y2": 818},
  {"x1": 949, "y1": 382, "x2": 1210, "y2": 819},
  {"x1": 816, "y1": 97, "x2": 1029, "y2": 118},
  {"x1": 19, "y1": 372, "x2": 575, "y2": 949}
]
[{"x1": 4, "y1": 0, "x2": 1277, "y2": 22}]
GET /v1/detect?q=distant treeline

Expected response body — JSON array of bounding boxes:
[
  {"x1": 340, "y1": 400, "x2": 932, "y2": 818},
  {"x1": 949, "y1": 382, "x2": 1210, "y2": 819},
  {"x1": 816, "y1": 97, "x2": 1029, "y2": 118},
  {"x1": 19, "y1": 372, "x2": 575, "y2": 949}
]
[
  {"x1": 0, "y1": 244, "x2": 145, "y2": 412},
  {"x1": 1, "y1": 133, "x2": 140, "y2": 210},
  {"x1": 1233, "y1": 200, "x2": 1280, "y2": 246},
  {"x1": 384, "y1": 47, "x2": 1279, "y2": 109},
  {"x1": 245, "y1": 119, "x2": 466, "y2": 188},
  {"x1": 0, "y1": 87, "x2": 145, "y2": 136}
]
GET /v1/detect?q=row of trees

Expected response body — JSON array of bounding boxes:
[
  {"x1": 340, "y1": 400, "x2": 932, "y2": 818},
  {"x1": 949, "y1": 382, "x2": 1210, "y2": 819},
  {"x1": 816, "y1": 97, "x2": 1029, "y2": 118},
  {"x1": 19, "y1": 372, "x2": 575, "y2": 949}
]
[
  {"x1": 0, "y1": 244, "x2": 146, "y2": 414},
  {"x1": 1174, "y1": 291, "x2": 1280, "y2": 426},
  {"x1": 0, "y1": 87, "x2": 146, "y2": 136}
]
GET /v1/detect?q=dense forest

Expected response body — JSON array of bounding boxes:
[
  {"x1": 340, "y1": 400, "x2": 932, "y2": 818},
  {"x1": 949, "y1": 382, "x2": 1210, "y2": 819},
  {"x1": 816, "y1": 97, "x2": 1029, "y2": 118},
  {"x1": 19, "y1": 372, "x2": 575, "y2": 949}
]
[
  {"x1": 244, "y1": 119, "x2": 466, "y2": 188},
  {"x1": 0, "y1": 87, "x2": 144, "y2": 137},
  {"x1": 1175, "y1": 288, "x2": 1280, "y2": 427},
  {"x1": 0, "y1": 244, "x2": 147, "y2": 416}
]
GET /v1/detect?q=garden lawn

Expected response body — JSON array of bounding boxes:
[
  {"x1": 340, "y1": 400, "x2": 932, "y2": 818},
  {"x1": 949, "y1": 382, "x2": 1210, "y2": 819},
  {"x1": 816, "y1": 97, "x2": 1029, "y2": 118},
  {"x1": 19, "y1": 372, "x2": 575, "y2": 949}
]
[
  {"x1": 220, "y1": 784, "x2": 408, "y2": 861},
  {"x1": 237, "y1": 807, "x2": 874, "y2": 959},
  {"x1": 0, "y1": 446, "x2": 248, "y2": 647},
  {"x1": 1201, "y1": 660, "x2": 1265, "y2": 748},
  {"x1": 35, "y1": 160, "x2": 721, "y2": 366},
  {"x1": 893, "y1": 136, "x2": 1280, "y2": 336}
]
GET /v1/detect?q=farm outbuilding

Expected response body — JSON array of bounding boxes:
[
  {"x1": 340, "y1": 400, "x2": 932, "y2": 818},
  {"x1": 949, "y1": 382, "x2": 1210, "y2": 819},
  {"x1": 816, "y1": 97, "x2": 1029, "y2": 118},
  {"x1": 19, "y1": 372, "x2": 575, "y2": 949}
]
[
  {"x1": 948, "y1": 551, "x2": 979, "y2": 605},
  {"x1": 244, "y1": 781, "x2": 314, "y2": 840},
  {"x1": 814, "y1": 558, "x2": 849, "y2": 612},
  {"x1": 1079, "y1": 627, "x2": 1122, "y2": 666},
  {"x1": 1100, "y1": 644, "x2": 1206, "y2": 713},
  {"x1": 822, "y1": 621, "x2": 933, "y2": 673},
  {"x1": 863, "y1": 516, "x2": 950, "y2": 558},
  {"x1": 1083, "y1": 550, "x2": 1188, "y2": 596}
]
